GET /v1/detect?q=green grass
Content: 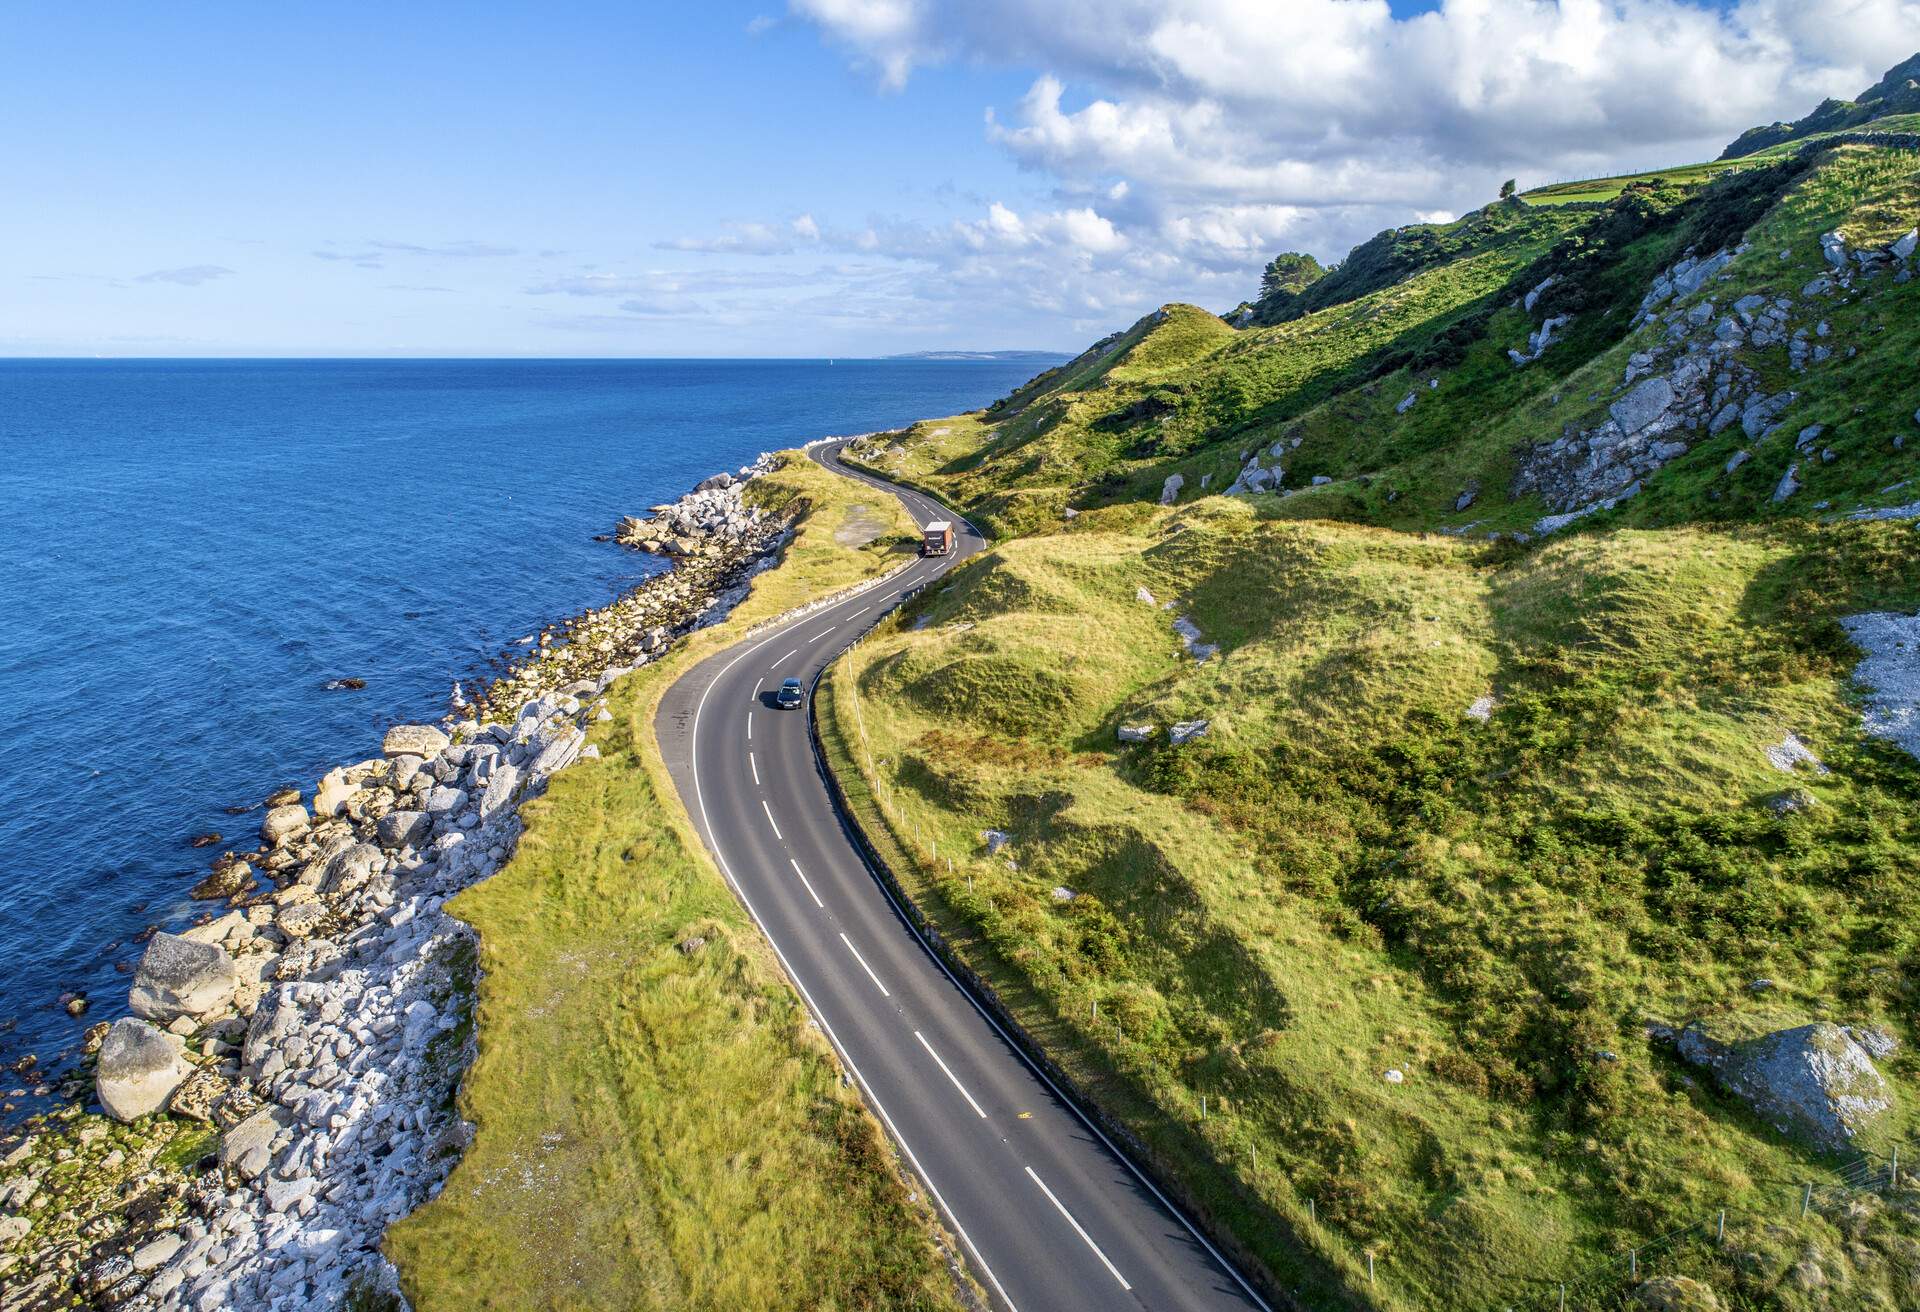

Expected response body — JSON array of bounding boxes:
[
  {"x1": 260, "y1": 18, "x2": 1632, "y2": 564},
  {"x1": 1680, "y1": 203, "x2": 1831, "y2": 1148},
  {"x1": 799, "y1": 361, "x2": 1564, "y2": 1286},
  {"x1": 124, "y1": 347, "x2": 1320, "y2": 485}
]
[
  {"x1": 820, "y1": 508, "x2": 1920, "y2": 1310},
  {"x1": 385, "y1": 455, "x2": 975, "y2": 1311},
  {"x1": 1521, "y1": 160, "x2": 1758, "y2": 206}
]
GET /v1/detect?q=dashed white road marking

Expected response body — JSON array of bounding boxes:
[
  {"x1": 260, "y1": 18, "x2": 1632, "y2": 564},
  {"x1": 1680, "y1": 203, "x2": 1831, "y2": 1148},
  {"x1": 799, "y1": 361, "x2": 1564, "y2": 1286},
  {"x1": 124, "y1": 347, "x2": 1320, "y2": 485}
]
[
  {"x1": 789, "y1": 858, "x2": 824, "y2": 908},
  {"x1": 914, "y1": 1031, "x2": 987, "y2": 1119},
  {"x1": 1024, "y1": 1167, "x2": 1132, "y2": 1291},
  {"x1": 773, "y1": 647, "x2": 799, "y2": 666},
  {"x1": 761, "y1": 798, "x2": 782, "y2": 840},
  {"x1": 839, "y1": 933, "x2": 890, "y2": 997},
  {"x1": 750, "y1": 752, "x2": 759, "y2": 786},
  {"x1": 847, "y1": 605, "x2": 871, "y2": 618},
  {"x1": 746, "y1": 712, "x2": 752, "y2": 741},
  {"x1": 811, "y1": 625, "x2": 836, "y2": 640}
]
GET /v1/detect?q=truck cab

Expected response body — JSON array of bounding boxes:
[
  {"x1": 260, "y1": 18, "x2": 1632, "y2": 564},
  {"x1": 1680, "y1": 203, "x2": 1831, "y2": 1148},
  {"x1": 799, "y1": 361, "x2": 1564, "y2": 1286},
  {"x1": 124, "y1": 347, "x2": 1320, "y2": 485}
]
[{"x1": 921, "y1": 520, "x2": 954, "y2": 557}]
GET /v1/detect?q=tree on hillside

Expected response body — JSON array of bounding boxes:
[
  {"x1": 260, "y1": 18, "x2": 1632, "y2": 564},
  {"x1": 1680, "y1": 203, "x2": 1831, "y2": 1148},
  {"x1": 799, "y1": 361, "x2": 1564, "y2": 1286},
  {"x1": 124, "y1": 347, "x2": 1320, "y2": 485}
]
[
  {"x1": 1500, "y1": 178, "x2": 1517, "y2": 199},
  {"x1": 1259, "y1": 252, "x2": 1326, "y2": 301}
]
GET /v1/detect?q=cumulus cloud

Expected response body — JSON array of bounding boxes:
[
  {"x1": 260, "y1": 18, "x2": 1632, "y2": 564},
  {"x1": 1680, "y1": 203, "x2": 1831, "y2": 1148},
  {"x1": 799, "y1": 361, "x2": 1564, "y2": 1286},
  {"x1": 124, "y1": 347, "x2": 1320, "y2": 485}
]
[
  {"x1": 783, "y1": 0, "x2": 1920, "y2": 323},
  {"x1": 134, "y1": 265, "x2": 235, "y2": 286}
]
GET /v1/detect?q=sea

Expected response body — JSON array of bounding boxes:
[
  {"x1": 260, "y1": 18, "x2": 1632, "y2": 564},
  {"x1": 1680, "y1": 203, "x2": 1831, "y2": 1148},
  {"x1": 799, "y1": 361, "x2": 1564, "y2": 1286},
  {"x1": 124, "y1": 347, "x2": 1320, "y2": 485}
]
[{"x1": 0, "y1": 357, "x2": 1046, "y2": 1103}]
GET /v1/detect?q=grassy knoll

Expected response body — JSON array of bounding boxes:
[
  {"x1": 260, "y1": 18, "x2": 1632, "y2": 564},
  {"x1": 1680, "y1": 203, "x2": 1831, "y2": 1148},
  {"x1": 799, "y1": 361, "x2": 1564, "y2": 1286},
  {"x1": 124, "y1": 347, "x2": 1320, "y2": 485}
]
[
  {"x1": 819, "y1": 493, "x2": 1920, "y2": 1309},
  {"x1": 385, "y1": 455, "x2": 977, "y2": 1311},
  {"x1": 1521, "y1": 159, "x2": 1758, "y2": 206}
]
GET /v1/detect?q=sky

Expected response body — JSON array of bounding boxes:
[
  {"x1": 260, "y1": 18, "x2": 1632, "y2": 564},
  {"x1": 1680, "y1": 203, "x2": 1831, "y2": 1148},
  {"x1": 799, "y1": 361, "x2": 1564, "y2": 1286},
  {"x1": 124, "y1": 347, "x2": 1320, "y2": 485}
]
[{"x1": 3, "y1": 1, "x2": 1917, "y2": 357}]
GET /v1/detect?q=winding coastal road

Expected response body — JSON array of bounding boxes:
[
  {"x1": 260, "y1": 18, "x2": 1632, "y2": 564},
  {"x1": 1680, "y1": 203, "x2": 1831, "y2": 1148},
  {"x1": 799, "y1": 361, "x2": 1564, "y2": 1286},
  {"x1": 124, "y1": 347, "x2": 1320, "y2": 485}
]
[{"x1": 656, "y1": 442, "x2": 1268, "y2": 1312}]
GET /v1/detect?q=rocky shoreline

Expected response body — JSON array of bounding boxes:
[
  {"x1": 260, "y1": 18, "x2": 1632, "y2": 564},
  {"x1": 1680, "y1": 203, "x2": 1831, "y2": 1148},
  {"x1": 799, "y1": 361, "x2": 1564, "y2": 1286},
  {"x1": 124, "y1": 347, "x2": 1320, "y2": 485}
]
[{"x1": 0, "y1": 453, "x2": 802, "y2": 1309}]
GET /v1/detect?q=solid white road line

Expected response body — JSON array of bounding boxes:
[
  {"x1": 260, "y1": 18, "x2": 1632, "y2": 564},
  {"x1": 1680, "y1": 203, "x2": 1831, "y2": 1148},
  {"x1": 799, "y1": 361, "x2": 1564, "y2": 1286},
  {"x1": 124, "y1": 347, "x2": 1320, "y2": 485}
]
[
  {"x1": 1024, "y1": 1167, "x2": 1132, "y2": 1292},
  {"x1": 773, "y1": 647, "x2": 799, "y2": 666},
  {"x1": 839, "y1": 932, "x2": 890, "y2": 997},
  {"x1": 789, "y1": 858, "x2": 825, "y2": 908},
  {"x1": 914, "y1": 1030, "x2": 987, "y2": 1119},
  {"x1": 761, "y1": 798, "x2": 783, "y2": 840},
  {"x1": 750, "y1": 752, "x2": 759, "y2": 786}
]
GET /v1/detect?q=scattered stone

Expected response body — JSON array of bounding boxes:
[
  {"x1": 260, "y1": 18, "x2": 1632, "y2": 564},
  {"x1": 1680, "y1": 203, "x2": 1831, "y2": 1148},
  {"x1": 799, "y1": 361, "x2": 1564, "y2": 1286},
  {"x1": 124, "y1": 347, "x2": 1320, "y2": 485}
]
[
  {"x1": 1159, "y1": 473, "x2": 1184, "y2": 505},
  {"x1": 188, "y1": 831, "x2": 222, "y2": 849},
  {"x1": 1383, "y1": 1069, "x2": 1405, "y2": 1084},
  {"x1": 131, "y1": 1233, "x2": 185, "y2": 1273},
  {"x1": 1050, "y1": 887, "x2": 1077, "y2": 903},
  {"x1": 675, "y1": 936, "x2": 706, "y2": 955},
  {"x1": 1465, "y1": 695, "x2": 1496, "y2": 722},
  {"x1": 1772, "y1": 463, "x2": 1801, "y2": 503},
  {"x1": 1764, "y1": 731, "x2": 1828, "y2": 775},
  {"x1": 1170, "y1": 719, "x2": 1211, "y2": 745},
  {"x1": 1117, "y1": 724, "x2": 1156, "y2": 743},
  {"x1": 981, "y1": 830, "x2": 1013, "y2": 855}
]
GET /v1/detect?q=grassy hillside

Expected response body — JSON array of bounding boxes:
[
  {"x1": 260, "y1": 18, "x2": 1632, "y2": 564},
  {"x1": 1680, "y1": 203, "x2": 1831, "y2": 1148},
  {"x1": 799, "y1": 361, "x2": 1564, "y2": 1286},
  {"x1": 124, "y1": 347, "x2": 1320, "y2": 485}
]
[
  {"x1": 387, "y1": 457, "x2": 977, "y2": 1311},
  {"x1": 827, "y1": 124, "x2": 1920, "y2": 1310}
]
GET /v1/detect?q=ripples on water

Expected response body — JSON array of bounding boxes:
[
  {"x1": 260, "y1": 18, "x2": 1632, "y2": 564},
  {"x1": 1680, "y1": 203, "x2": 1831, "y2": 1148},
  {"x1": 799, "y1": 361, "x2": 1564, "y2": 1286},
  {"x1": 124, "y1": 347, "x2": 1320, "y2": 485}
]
[{"x1": 0, "y1": 357, "x2": 1043, "y2": 1095}]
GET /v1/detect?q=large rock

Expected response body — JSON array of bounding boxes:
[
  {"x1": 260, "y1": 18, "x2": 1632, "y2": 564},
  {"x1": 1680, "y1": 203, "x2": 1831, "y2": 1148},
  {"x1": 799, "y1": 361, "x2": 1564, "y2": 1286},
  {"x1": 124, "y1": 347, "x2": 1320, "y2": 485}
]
[
  {"x1": 382, "y1": 723, "x2": 450, "y2": 759},
  {"x1": 479, "y1": 761, "x2": 522, "y2": 821},
  {"x1": 312, "y1": 767, "x2": 358, "y2": 818},
  {"x1": 1609, "y1": 376, "x2": 1675, "y2": 435},
  {"x1": 1159, "y1": 473, "x2": 1184, "y2": 505},
  {"x1": 377, "y1": 809, "x2": 433, "y2": 848},
  {"x1": 96, "y1": 1018, "x2": 191, "y2": 1122},
  {"x1": 129, "y1": 932, "x2": 238, "y2": 1021},
  {"x1": 259, "y1": 803, "x2": 309, "y2": 848},
  {"x1": 219, "y1": 1105, "x2": 293, "y2": 1180},
  {"x1": 1676, "y1": 1017, "x2": 1893, "y2": 1152}
]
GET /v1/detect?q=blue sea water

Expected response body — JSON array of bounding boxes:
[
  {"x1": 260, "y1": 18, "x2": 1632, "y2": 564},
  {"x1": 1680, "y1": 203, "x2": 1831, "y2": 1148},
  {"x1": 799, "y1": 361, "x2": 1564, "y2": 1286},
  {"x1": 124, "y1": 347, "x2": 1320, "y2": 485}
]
[{"x1": 0, "y1": 357, "x2": 1044, "y2": 1099}]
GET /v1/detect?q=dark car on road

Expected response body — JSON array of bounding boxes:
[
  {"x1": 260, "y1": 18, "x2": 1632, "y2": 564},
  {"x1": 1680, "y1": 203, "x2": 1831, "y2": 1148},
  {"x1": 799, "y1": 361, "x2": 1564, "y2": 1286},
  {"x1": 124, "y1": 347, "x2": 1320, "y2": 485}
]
[{"x1": 776, "y1": 677, "x2": 804, "y2": 709}]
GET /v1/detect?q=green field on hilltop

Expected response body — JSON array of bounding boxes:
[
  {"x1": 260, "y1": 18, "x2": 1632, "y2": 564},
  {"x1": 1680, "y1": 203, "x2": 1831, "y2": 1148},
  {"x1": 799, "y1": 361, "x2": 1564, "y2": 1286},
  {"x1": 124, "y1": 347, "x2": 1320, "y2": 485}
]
[{"x1": 386, "y1": 457, "x2": 976, "y2": 1311}]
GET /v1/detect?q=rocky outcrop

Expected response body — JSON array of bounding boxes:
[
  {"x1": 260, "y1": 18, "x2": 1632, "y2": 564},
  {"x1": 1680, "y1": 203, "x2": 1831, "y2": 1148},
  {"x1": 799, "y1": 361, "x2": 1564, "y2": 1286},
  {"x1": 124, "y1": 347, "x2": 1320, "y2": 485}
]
[
  {"x1": 1674, "y1": 1018, "x2": 1894, "y2": 1153},
  {"x1": 95, "y1": 1020, "x2": 192, "y2": 1123},
  {"x1": 616, "y1": 454, "x2": 775, "y2": 556},
  {"x1": 1159, "y1": 473, "x2": 1185, "y2": 505},
  {"x1": 1841, "y1": 611, "x2": 1920, "y2": 762},
  {"x1": 1510, "y1": 238, "x2": 1870, "y2": 532}
]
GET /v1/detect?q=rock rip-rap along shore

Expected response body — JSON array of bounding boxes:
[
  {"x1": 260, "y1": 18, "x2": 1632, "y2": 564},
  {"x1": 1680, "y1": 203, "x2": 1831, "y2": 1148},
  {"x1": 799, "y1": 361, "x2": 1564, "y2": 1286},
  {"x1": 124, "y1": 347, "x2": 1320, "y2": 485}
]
[{"x1": 0, "y1": 455, "x2": 798, "y2": 1309}]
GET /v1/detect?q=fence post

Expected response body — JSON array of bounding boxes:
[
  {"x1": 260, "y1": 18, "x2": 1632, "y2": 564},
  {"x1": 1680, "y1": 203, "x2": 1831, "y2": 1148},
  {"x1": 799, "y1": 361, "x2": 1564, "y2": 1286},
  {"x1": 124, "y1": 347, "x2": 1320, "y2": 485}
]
[
  {"x1": 1716, "y1": 1209, "x2": 1725, "y2": 1243},
  {"x1": 1629, "y1": 1249, "x2": 1636, "y2": 1279},
  {"x1": 1801, "y1": 1182, "x2": 1812, "y2": 1216},
  {"x1": 1308, "y1": 1197, "x2": 1315, "y2": 1225},
  {"x1": 1893, "y1": 1146, "x2": 1900, "y2": 1191},
  {"x1": 1558, "y1": 1282, "x2": 1566, "y2": 1311},
  {"x1": 1367, "y1": 1252, "x2": 1374, "y2": 1284}
]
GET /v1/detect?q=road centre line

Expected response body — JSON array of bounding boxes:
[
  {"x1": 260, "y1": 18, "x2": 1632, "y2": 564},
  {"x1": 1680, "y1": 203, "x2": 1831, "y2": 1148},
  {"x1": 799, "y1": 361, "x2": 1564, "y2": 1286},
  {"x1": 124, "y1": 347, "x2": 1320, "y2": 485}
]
[
  {"x1": 685, "y1": 567, "x2": 1018, "y2": 1312},
  {"x1": 761, "y1": 798, "x2": 782, "y2": 840},
  {"x1": 839, "y1": 933, "x2": 890, "y2": 997},
  {"x1": 1024, "y1": 1167, "x2": 1132, "y2": 1291},
  {"x1": 773, "y1": 647, "x2": 799, "y2": 666},
  {"x1": 914, "y1": 1031, "x2": 987, "y2": 1119},
  {"x1": 746, "y1": 712, "x2": 752, "y2": 741},
  {"x1": 811, "y1": 624, "x2": 836, "y2": 640},
  {"x1": 789, "y1": 858, "x2": 824, "y2": 908},
  {"x1": 750, "y1": 752, "x2": 759, "y2": 786}
]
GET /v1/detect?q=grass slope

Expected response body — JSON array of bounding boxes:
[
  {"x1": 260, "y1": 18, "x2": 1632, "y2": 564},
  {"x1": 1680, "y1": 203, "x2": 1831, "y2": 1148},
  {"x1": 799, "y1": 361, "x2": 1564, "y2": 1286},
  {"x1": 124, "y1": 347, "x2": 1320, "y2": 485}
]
[
  {"x1": 822, "y1": 132, "x2": 1920, "y2": 1310},
  {"x1": 386, "y1": 456, "x2": 977, "y2": 1311}
]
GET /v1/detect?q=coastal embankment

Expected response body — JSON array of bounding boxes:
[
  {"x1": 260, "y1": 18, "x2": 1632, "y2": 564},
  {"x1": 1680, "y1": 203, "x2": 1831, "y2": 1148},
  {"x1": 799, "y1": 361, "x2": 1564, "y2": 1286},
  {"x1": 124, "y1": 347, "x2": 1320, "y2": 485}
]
[{"x1": 0, "y1": 447, "x2": 965, "y2": 1310}]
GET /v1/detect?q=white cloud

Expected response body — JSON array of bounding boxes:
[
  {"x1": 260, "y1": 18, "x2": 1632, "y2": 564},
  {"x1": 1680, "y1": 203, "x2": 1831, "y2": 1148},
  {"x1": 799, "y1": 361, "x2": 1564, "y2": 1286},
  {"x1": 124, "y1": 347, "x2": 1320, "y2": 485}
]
[{"x1": 784, "y1": 0, "x2": 1920, "y2": 326}]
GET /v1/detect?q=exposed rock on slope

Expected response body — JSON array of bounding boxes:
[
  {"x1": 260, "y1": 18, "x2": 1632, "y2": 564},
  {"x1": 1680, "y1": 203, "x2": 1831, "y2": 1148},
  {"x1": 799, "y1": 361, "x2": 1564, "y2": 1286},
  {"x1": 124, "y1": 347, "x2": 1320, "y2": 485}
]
[{"x1": 1674, "y1": 1018, "x2": 1895, "y2": 1153}]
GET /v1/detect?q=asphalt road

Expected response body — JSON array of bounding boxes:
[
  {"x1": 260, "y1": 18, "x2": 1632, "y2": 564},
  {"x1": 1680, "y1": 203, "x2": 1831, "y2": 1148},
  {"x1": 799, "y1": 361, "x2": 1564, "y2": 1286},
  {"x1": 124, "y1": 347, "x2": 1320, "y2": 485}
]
[{"x1": 656, "y1": 442, "x2": 1268, "y2": 1312}]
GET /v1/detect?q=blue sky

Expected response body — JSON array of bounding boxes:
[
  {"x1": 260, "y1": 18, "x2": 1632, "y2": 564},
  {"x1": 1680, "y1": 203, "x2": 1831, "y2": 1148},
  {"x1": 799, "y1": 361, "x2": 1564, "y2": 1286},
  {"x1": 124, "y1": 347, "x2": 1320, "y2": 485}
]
[{"x1": 2, "y1": 1, "x2": 1910, "y2": 356}]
